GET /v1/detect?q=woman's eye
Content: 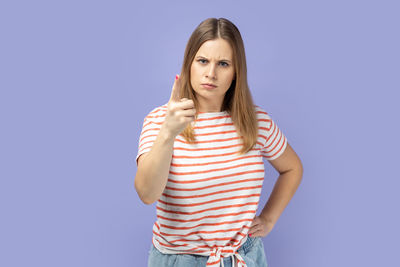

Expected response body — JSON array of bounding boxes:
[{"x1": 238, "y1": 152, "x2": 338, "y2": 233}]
[{"x1": 198, "y1": 59, "x2": 228, "y2": 67}]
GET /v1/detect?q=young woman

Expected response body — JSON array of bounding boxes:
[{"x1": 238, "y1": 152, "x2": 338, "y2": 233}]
[{"x1": 135, "y1": 17, "x2": 303, "y2": 267}]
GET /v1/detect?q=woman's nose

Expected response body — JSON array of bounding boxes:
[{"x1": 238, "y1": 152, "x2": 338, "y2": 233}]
[{"x1": 206, "y1": 64, "x2": 216, "y2": 79}]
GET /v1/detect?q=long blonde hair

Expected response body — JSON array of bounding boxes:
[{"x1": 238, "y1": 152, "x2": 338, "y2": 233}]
[{"x1": 178, "y1": 17, "x2": 258, "y2": 155}]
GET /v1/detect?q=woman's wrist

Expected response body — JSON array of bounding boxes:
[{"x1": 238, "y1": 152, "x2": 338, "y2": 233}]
[{"x1": 159, "y1": 125, "x2": 177, "y2": 143}]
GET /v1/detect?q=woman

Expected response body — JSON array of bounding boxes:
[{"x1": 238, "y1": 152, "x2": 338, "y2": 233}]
[{"x1": 135, "y1": 17, "x2": 303, "y2": 267}]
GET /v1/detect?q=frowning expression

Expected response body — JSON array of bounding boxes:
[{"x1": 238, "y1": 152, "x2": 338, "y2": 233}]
[{"x1": 190, "y1": 38, "x2": 236, "y2": 111}]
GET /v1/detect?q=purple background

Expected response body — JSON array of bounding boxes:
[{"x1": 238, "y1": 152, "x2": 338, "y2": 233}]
[{"x1": 1, "y1": 1, "x2": 399, "y2": 266}]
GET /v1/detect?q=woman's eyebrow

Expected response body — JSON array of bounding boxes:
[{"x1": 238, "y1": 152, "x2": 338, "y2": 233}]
[{"x1": 196, "y1": 56, "x2": 231, "y2": 63}]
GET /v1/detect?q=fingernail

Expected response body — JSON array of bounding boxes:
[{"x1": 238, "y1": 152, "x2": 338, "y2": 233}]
[
  {"x1": 249, "y1": 234, "x2": 252, "y2": 237},
  {"x1": 175, "y1": 74, "x2": 179, "y2": 80}
]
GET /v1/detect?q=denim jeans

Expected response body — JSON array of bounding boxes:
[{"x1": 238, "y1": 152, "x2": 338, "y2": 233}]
[{"x1": 147, "y1": 235, "x2": 268, "y2": 267}]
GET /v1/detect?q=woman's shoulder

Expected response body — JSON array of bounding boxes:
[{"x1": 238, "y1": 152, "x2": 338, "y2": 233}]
[
  {"x1": 253, "y1": 104, "x2": 271, "y2": 119},
  {"x1": 143, "y1": 103, "x2": 168, "y2": 121}
]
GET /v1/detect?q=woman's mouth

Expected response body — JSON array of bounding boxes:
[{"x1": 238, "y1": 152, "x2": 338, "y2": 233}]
[{"x1": 201, "y1": 83, "x2": 217, "y2": 89}]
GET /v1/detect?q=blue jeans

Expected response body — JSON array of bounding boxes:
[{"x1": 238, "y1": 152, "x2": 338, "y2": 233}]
[{"x1": 147, "y1": 235, "x2": 268, "y2": 267}]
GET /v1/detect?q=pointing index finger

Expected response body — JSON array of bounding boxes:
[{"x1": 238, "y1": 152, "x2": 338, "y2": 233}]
[{"x1": 169, "y1": 74, "x2": 181, "y2": 102}]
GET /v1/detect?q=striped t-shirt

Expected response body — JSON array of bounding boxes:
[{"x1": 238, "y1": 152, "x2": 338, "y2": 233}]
[{"x1": 135, "y1": 103, "x2": 287, "y2": 267}]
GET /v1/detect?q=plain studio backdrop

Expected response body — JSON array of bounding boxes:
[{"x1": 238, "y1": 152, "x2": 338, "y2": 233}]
[{"x1": 1, "y1": 1, "x2": 399, "y2": 266}]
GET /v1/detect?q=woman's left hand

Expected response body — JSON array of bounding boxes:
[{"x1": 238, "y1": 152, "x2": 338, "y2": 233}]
[{"x1": 247, "y1": 216, "x2": 275, "y2": 238}]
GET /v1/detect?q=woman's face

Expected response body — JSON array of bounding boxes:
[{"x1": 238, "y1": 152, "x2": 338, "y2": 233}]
[{"x1": 190, "y1": 38, "x2": 236, "y2": 112}]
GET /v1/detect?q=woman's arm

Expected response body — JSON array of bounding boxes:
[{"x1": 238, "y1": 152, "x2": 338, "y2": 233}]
[
  {"x1": 260, "y1": 141, "x2": 303, "y2": 227},
  {"x1": 134, "y1": 126, "x2": 176, "y2": 205},
  {"x1": 249, "y1": 141, "x2": 303, "y2": 237},
  {"x1": 135, "y1": 75, "x2": 196, "y2": 205}
]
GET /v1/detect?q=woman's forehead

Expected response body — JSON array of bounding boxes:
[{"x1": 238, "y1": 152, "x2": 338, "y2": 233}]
[{"x1": 195, "y1": 39, "x2": 233, "y2": 60}]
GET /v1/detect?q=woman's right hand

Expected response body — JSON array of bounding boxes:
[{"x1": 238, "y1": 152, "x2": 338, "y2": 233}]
[{"x1": 161, "y1": 74, "x2": 196, "y2": 138}]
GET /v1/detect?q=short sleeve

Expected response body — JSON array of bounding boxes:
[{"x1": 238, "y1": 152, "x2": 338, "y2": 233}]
[
  {"x1": 259, "y1": 111, "x2": 288, "y2": 161},
  {"x1": 135, "y1": 107, "x2": 165, "y2": 166}
]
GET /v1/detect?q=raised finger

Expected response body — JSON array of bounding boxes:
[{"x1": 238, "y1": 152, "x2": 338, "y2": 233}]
[{"x1": 169, "y1": 74, "x2": 181, "y2": 102}]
